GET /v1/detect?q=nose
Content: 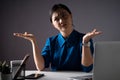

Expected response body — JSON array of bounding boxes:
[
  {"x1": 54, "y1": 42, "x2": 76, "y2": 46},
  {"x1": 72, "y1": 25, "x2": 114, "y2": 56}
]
[{"x1": 59, "y1": 19, "x2": 63, "y2": 24}]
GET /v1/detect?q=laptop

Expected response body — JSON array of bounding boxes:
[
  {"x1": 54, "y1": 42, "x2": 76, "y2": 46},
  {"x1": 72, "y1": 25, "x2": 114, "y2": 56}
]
[
  {"x1": 93, "y1": 41, "x2": 120, "y2": 80},
  {"x1": 68, "y1": 41, "x2": 120, "y2": 80}
]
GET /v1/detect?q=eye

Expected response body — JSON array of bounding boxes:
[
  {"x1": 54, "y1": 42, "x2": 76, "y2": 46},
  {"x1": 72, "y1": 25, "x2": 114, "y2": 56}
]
[
  {"x1": 54, "y1": 17, "x2": 59, "y2": 21},
  {"x1": 61, "y1": 13, "x2": 69, "y2": 19}
]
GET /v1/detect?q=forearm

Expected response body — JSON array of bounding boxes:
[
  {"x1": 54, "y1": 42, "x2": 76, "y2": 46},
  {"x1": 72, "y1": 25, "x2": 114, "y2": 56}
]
[
  {"x1": 31, "y1": 39, "x2": 45, "y2": 71},
  {"x1": 81, "y1": 46, "x2": 93, "y2": 66},
  {"x1": 13, "y1": 32, "x2": 45, "y2": 70}
]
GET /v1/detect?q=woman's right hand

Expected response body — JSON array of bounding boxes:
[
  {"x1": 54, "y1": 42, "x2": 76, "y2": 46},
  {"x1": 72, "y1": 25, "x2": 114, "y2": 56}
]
[
  {"x1": 14, "y1": 32, "x2": 45, "y2": 70},
  {"x1": 13, "y1": 32, "x2": 36, "y2": 42}
]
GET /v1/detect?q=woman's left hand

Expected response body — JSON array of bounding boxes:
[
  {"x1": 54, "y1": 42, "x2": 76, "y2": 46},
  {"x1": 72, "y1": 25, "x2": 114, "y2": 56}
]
[{"x1": 83, "y1": 29, "x2": 102, "y2": 43}]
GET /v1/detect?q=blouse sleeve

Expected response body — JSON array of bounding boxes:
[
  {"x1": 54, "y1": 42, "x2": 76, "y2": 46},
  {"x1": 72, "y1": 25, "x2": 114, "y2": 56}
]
[
  {"x1": 81, "y1": 39, "x2": 94, "y2": 72},
  {"x1": 41, "y1": 38, "x2": 51, "y2": 68}
]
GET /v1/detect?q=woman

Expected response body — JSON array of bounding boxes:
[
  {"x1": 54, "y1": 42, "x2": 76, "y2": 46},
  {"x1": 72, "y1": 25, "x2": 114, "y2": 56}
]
[{"x1": 14, "y1": 4, "x2": 101, "y2": 72}]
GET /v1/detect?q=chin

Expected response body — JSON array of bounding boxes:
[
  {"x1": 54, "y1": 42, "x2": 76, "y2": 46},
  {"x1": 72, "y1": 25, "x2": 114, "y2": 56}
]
[{"x1": 61, "y1": 28, "x2": 67, "y2": 31}]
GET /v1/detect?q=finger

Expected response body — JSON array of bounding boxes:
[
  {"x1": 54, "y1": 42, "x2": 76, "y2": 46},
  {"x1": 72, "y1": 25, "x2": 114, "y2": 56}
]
[
  {"x1": 96, "y1": 31, "x2": 102, "y2": 35},
  {"x1": 13, "y1": 33, "x2": 17, "y2": 36},
  {"x1": 23, "y1": 32, "x2": 33, "y2": 37},
  {"x1": 24, "y1": 32, "x2": 28, "y2": 35},
  {"x1": 91, "y1": 29, "x2": 96, "y2": 33},
  {"x1": 13, "y1": 33, "x2": 22, "y2": 36},
  {"x1": 13, "y1": 33, "x2": 26, "y2": 38}
]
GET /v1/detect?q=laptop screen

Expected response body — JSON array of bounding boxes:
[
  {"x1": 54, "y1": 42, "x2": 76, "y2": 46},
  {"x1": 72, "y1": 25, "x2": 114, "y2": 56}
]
[{"x1": 93, "y1": 41, "x2": 120, "y2": 80}]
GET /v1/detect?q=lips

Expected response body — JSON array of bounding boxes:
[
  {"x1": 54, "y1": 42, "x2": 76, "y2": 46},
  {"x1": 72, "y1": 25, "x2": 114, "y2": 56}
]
[{"x1": 61, "y1": 23, "x2": 67, "y2": 27}]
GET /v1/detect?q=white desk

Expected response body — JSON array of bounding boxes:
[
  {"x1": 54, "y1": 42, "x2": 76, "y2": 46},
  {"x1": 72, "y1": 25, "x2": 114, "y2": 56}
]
[{"x1": 25, "y1": 70, "x2": 92, "y2": 80}]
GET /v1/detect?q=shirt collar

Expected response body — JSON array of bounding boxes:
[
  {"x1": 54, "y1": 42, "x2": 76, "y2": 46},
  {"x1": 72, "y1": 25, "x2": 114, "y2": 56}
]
[
  {"x1": 57, "y1": 30, "x2": 78, "y2": 47},
  {"x1": 57, "y1": 33, "x2": 65, "y2": 47}
]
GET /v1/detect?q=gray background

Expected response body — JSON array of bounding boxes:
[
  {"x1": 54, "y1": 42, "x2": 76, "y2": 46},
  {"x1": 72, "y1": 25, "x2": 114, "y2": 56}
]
[{"x1": 0, "y1": 0, "x2": 120, "y2": 70}]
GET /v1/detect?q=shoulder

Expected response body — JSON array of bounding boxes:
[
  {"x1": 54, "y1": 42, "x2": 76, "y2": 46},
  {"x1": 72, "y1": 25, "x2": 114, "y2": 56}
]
[
  {"x1": 46, "y1": 34, "x2": 59, "y2": 43},
  {"x1": 72, "y1": 29, "x2": 85, "y2": 38}
]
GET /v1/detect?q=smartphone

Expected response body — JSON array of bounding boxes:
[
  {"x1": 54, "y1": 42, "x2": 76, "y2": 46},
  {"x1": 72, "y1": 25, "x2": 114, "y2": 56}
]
[{"x1": 25, "y1": 73, "x2": 44, "y2": 79}]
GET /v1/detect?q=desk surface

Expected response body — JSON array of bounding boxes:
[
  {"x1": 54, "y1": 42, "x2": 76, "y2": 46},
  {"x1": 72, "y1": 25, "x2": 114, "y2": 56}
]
[{"x1": 25, "y1": 70, "x2": 92, "y2": 80}]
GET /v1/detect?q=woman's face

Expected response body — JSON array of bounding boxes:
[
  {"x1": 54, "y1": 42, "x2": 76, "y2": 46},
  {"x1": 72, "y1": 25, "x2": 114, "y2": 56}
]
[{"x1": 51, "y1": 9, "x2": 73, "y2": 32}]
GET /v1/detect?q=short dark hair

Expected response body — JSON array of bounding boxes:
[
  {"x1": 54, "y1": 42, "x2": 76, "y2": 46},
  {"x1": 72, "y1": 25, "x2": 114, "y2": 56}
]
[{"x1": 49, "y1": 4, "x2": 72, "y2": 23}]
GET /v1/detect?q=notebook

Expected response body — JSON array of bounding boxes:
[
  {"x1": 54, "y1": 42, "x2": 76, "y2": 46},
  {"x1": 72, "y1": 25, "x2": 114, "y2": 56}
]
[
  {"x1": 93, "y1": 41, "x2": 120, "y2": 80},
  {"x1": 12, "y1": 54, "x2": 30, "y2": 80}
]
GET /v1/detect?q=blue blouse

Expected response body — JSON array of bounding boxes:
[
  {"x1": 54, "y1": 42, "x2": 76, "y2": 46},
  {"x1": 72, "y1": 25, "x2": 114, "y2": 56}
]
[{"x1": 41, "y1": 29, "x2": 94, "y2": 72}]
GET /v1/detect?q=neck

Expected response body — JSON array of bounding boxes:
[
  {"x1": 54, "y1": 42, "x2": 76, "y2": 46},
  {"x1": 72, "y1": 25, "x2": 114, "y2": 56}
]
[{"x1": 61, "y1": 28, "x2": 73, "y2": 38}]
